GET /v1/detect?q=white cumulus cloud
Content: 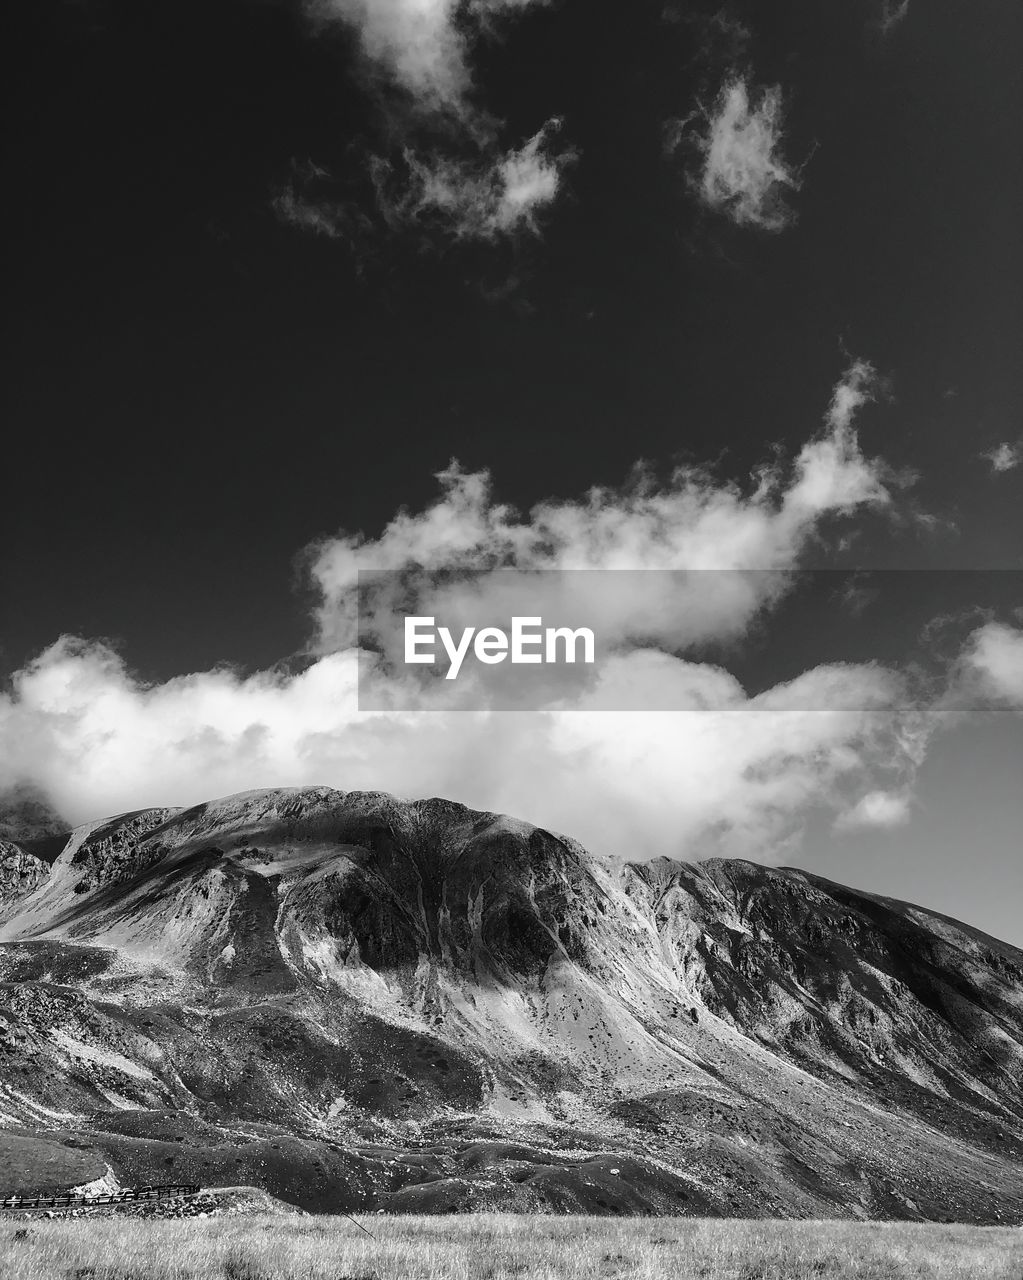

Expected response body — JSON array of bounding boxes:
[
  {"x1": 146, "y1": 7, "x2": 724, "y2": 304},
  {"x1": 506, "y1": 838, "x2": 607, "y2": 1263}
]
[
  {"x1": 306, "y1": 0, "x2": 549, "y2": 122},
  {"x1": 956, "y1": 621, "x2": 1023, "y2": 709},
  {"x1": 0, "y1": 360, "x2": 938, "y2": 864},
  {"x1": 0, "y1": 636, "x2": 915, "y2": 865},
  {"x1": 834, "y1": 788, "x2": 913, "y2": 833},
  {"x1": 307, "y1": 360, "x2": 895, "y2": 652},
  {"x1": 306, "y1": 0, "x2": 472, "y2": 118}
]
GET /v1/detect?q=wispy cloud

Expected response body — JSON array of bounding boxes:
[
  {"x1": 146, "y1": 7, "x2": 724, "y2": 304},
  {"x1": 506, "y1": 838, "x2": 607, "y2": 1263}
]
[
  {"x1": 370, "y1": 119, "x2": 571, "y2": 241},
  {"x1": 834, "y1": 572, "x2": 880, "y2": 618},
  {"x1": 676, "y1": 74, "x2": 802, "y2": 232},
  {"x1": 979, "y1": 441, "x2": 1022, "y2": 475},
  {"x1": 685, "y1": 7, "x2": 752, "y2": 65},
  {"x1": 273, "y1": 186, "x2": 347, "y2": 240},
  {"x1": 878, "y1": 0, "x2": 910, "y2": 36},
  {"x1": 287, "y1": 0, "x2": 571, "y2": 246}
]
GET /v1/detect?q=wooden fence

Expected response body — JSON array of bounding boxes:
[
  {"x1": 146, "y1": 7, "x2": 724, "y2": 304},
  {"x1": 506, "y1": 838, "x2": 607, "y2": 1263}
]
[{"x1": 0, "y1": 1184, "x2": 200, "y2": 1211}]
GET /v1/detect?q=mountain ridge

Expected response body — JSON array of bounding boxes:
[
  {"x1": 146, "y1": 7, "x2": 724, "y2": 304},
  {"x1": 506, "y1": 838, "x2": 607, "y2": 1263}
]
[{"x1": 1, "y1": 786, "x2": 1021, "y2": 1221}]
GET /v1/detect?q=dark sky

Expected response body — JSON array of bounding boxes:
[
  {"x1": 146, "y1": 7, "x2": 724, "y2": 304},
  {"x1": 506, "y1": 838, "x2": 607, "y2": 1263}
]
[
  {"x1": 4, "y1": 0, "x2": 1021, "y2": 683},
  {"x1": 2, "y1": 0, "x2": 1022, "y2": 943}
]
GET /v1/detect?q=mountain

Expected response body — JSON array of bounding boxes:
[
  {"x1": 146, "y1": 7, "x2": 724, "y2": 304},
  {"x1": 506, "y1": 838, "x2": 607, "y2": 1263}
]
[{"x1": 1, "y1": 786, "x2": 1021, "y2": 1221}]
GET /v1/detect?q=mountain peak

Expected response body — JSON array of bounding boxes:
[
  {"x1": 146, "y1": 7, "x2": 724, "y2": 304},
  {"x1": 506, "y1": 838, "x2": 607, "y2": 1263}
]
[{"x1": 1, "y1": 788, "x2": 1021, "y2": 1222}]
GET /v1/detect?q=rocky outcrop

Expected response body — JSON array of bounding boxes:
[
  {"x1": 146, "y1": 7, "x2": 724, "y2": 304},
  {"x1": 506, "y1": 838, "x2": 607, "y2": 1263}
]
[
  {"x1": 0, "y1": 841, "x2": 49, "y2": 903},
  {"x1": 62, "y1": 808, "x2": 180, "y2": 895}
]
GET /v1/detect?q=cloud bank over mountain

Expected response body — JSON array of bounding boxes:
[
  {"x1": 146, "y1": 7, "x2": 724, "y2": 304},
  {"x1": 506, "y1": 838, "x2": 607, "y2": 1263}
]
[{"x1": 3, "y1": 362, "x2": 1019, "y2": 860}]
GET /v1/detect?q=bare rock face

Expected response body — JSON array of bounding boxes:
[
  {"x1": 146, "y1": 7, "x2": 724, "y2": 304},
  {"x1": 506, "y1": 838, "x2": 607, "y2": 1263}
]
[
  {"x1": 0, "y1": 786, "x2": 1021, "y2": 1222},
  {"x1": 62, "y1": 809, "x2": 180, "y2": 896},
  {"x1": 0, "y1": 841, "x2": 49, "y2": 903}
]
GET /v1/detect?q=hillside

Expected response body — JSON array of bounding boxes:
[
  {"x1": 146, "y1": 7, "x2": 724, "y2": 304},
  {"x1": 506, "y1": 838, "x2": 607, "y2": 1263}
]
[{"x1": 1, "y1": 787, "x2": 1021, "y2": 1220}]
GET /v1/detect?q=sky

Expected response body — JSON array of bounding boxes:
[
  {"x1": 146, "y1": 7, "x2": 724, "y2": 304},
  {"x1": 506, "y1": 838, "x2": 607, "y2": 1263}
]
[{"x1": 2, "y1": 0, "x2": 1022, "y2": 940}]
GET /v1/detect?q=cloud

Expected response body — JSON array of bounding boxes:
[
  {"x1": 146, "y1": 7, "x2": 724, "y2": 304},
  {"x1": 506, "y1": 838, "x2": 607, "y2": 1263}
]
[
  {"x1": 0, "y1": 359, "x2": 937, "y2": 862},
  {"x1": 834, "y1": 573, "x2": 880, "y2": 619},
  {"x1": 286, "y1": 1, "x2": 570, "y2": 246},
  {"x1": 370, "y1": 119, "x2": 571, "y2": 241},
  {"x1": 0, "y1": 635, "x2": 915, "y2": 864},
  {"x1": 956, "y1": 621, "x2": 1023, "y2": 709},
  {"x1": 878, "y1": 0, "x2": 909, "y2": 36},
  {"x1": 273, "y1": 131, "x2": 571, "y2": 247},
  {"x1": 678, "y1": 7, "x2": 752, "y2": 68},
  {"x1": 680, "y1": 74, "x2": 801, "y2": 232},
  {"x1": 2, "y1": 389, "x2": 1013, "y2": 861},
  {"x1": 834, "y1": 788, "x2": 912, "y2": 832},
  {"x1": 273, "y1": 187, "x2": 347, "y2": 240},
  {"x1": 979, "y1": 442, "x2": 1021, "y2": 475},
  {"x1": 305, "y1": 0, "x2": 547, "y2": 124},
  {"x1": 307, "y1": 359, "x2": 896, "y2": 652}
]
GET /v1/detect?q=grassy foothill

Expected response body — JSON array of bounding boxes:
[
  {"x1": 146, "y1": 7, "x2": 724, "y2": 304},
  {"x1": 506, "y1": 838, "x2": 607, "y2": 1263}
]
[{"x1": 1, "y1": 1214, "x2": 1021, "y2": 1280}]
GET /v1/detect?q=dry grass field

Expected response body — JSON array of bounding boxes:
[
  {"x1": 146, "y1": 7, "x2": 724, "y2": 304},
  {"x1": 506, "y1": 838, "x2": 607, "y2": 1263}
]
[{"x1": 1, "y1": 1214, "x2": 1021, "y2": 1280}]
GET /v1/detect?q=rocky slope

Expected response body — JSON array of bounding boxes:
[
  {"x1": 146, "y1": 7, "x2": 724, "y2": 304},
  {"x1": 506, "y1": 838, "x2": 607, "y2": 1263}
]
[
  {"x1": 0, "y1": 787, "x2": 1021, "y2": 1221},
  {"x1": 0, "y1": 842, "x2": 49, "y2": 905}
]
